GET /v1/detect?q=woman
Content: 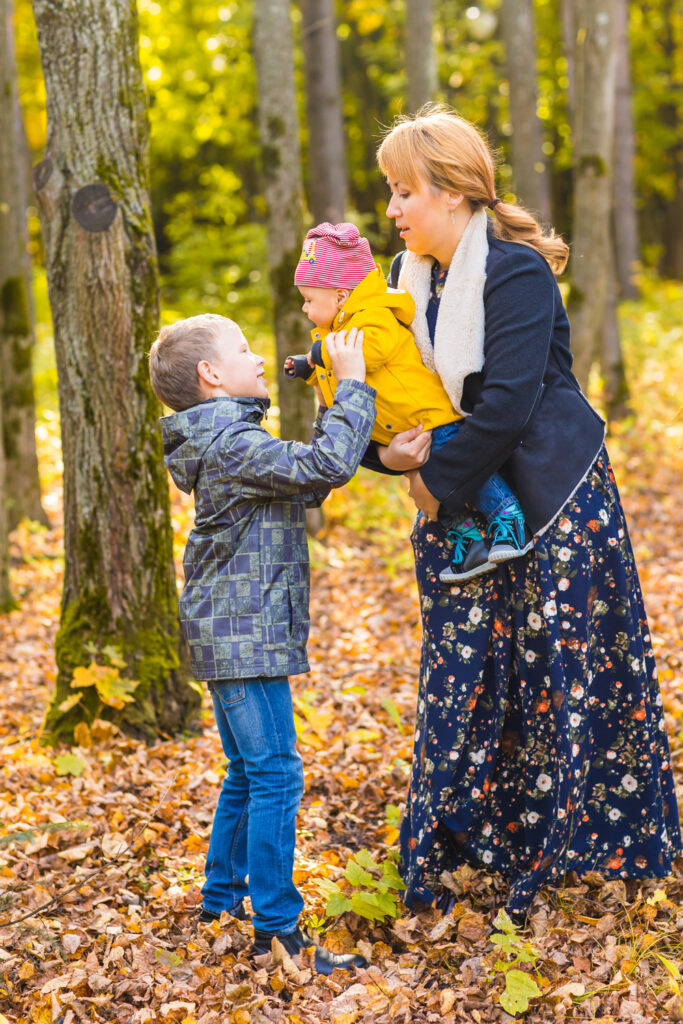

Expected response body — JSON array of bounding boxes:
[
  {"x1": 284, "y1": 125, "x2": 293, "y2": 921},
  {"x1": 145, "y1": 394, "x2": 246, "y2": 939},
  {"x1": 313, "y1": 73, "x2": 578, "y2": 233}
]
[{"x1": 368, "y1": 107, "x2": 681, "y2": 919}]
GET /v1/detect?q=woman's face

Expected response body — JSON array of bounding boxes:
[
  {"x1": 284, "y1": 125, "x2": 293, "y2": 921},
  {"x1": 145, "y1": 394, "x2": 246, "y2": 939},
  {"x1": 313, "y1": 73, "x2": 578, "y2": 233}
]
[{"x1": 386, "y1": 176, "x2": 454, "y2": 261}]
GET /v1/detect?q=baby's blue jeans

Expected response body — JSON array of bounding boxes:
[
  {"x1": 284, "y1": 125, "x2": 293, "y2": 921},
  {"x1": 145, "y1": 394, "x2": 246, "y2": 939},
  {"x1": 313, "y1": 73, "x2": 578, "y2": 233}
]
[{"x1": 432, "y1": 420, "x2": 520, "y2": 522}]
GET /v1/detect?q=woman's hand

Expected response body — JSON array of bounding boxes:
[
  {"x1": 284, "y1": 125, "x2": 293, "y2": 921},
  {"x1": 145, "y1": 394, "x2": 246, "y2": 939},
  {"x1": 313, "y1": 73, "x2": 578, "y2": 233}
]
[
  {"x1": 378, "y1": 424, "x2": 432, "y2": 471},
  {"x1": 406, "y1": 470, "x2": 440, "y2": 520}
]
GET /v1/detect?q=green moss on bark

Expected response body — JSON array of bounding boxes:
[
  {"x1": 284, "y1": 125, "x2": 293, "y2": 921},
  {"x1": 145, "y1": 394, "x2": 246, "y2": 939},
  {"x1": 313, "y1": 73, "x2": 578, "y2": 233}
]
[{"x1": 1, "y1": 277, "x2": 31, "y2": 337}]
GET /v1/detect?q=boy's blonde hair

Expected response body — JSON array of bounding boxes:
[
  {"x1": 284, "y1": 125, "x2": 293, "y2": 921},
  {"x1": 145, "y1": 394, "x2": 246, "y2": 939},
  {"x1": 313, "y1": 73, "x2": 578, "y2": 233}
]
[
  {"x1": 149, "y1": 313, "x2": 236, "y2": 411},
  {"x1": 378, "y1": 105, "x2": 569, "y2": 276}
]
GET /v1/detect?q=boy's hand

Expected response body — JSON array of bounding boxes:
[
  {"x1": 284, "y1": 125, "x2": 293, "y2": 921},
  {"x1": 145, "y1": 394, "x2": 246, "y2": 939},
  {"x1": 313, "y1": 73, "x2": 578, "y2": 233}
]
[{"x1": 326, "y1": 327, "x2": 365, "y2": 383}]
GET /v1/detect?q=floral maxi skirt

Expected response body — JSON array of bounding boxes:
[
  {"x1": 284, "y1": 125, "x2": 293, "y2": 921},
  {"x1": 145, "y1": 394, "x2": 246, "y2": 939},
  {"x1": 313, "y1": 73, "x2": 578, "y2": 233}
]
[{"x1": 400, "y1": 448, "x2": 681, "y2": 915}]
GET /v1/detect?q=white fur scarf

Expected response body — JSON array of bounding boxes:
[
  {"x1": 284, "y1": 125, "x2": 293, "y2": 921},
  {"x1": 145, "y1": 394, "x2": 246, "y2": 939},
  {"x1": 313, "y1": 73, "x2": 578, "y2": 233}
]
[{"x1": 397, "y1": 207, "x2": 489, "y2": 416}]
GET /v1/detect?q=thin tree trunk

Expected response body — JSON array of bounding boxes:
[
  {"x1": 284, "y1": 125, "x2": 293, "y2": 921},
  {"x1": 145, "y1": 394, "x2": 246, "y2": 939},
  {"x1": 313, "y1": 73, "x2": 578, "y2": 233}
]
[
  {"x1": 612, "y1": 0, "x2": 640, "y2": 298},
  {"x1": 406, "y1": 0, "x2": 436, "y2": 113},
  {"x1": 300, "y1": 0, "x2": 346, "y2": 224},
  {"x1": 601, "y1": 240, "x2": 631, "y2": 421},
  {"x1": 253, "y1": 0, "x2": 315, "y2": 442},
  {"x1": 0, "y1": 0, "x2": 47, "y2": 530},
  {"x1": 499, "y1": 0, "x2": 552, "y2": 222},
  {"x1": 661, "y1": 2, "x2": 683, "y2": 279},
  {"x1": 567, "y1": 0, "x2": 618, "y2": 391},
  {"x1": 0, "y1": 386, "x2": 13, "y2": 611},
  {"x1": 561, "y1": 0, "x2": 576, "y2": 125},
  {"x1": 32, "y1": 0, "x2": 198, "y2": 743}
]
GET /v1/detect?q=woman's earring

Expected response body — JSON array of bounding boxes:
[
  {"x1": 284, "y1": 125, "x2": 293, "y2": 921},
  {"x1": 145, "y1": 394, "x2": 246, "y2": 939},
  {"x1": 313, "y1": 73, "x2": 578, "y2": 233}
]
[{"x1": 450, "y1": 209, "x2": 456, "y2": 225}]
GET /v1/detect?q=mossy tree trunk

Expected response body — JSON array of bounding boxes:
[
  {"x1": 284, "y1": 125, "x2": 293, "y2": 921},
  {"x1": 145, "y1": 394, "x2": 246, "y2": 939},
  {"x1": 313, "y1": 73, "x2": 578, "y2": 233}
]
[
  {"x1": 32, "y1": 0, "x2": 198, "y2": 743},
  {"x1": 0, "y1": 386, "x2": 13, "y2": 612},
  {"x1": 0, "y1": 0, "x2": 47, "y2": 532},
  {"x1": 566, "y1": 0, "x2": 618, "y2": 390},
  {"x1": 253, "y1": 0, "x2": 315, "y2": 443},
  {"x1": 300, "y1": 0, "x2": 346, "y2": 224},
  {"x1": 500, "y1": 0, "x2": 552, "y2": 224},
  {"x1": 406, "y1": 0, "x2": 436, "y2": 113}
]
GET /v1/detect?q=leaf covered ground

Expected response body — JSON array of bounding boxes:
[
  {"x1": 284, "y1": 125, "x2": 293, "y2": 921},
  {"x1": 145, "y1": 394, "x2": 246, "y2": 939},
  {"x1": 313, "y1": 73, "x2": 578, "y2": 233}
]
[{"x1": 1, "y1": 279, "x2": 683, "y2": 1023}]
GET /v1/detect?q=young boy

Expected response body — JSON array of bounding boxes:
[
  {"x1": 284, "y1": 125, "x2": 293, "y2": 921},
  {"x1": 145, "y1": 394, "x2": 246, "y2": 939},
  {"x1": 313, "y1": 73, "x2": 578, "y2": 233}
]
[
  {"x1": 285, "y1": 222, "x2": 533, "y2": 583},
  {"x1": 149, "y1": 313, "x2": 374, "y2": 974}
]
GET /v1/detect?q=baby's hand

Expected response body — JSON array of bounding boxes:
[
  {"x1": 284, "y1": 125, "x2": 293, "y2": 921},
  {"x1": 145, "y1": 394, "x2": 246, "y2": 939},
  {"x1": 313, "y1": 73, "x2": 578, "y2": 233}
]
[{"x1": 326, "y1": 327, "x2": 365, "y2": 383}]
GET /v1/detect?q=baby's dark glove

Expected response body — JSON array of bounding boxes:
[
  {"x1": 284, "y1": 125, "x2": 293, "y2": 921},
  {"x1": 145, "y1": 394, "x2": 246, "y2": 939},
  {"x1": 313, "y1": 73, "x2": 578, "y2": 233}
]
[{"x1": 283, "y1": 354, "x2": 314, "y2": 380}]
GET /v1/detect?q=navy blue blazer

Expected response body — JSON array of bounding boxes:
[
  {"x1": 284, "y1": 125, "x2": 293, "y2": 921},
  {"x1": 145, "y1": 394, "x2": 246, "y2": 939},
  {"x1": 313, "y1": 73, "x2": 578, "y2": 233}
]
[{"x1": 364, "y1": 230, "x2": 605, "y2": 535}]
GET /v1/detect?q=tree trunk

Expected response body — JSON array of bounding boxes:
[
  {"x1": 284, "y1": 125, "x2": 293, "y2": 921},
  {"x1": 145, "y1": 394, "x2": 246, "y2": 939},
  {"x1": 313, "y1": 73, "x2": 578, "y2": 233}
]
[
  {"x1": 0, "y1": 0, "x2": 47, "y2": 530},
  {"x1": 499, "y1": 0, "x2": 552, "y2": 223},
  {"x1": 406, "y1": 0, "x2": 436, "y2": 113},
  {"x1": 299, "y1": 0, "x2": 346, "y2": 224},
  {"x1": 32, "y1": 0, "x2": 198, "y2": 744},
  {"x1": 253, "y1": 0, "x2": 315, "y2": 442},
  {"x1": 601, "y1": 240, "x2": 631, "y2": 422},
  {"x1": 661, "y1": 4, "x2": 683, "y2": 279},
  {"x1": 612, "y1": 0, "x2": 640, "y2": 298},
  {"x1": 0, "y1": 386, "x2": 13, "y2": 612},
  {"x1": 567, "y1": 0, "x2": 618, "y2": 390}
]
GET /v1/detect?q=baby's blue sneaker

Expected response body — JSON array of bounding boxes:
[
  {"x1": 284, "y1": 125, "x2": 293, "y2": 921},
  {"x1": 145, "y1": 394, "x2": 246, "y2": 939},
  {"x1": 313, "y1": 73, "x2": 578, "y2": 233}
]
[
  {"x1": 487, "y1": 507, "x2": 534, "y2": 563},
  {"x1": 439, "y1": 521, "x2": 496, "y2": 584}
]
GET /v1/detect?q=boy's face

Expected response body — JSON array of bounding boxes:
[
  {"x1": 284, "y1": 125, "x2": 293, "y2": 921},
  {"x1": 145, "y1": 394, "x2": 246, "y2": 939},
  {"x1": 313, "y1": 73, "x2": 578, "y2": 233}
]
[
  {"x1": 298, "y1": 286, "x2": 345, "y2": 331},
  {"x1": 200, "y1": 324, "x2": 268, "y2": 399}
]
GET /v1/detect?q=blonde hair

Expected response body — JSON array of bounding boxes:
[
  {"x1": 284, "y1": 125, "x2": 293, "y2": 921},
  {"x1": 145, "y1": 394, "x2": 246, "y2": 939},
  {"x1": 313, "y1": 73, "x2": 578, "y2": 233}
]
[
  {"x1": 149, "y1": 313, "x2": 236, "y2": 412},
  {"x1": 377, "y1": 105, "x2": 568, "y2": 276}
]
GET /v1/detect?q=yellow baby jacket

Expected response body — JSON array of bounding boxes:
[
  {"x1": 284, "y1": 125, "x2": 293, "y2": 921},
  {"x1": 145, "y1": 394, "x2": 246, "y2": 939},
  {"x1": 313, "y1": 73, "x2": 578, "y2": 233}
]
[{"x1": 306, "y1": 266, "x2": 460, "y2": 446}]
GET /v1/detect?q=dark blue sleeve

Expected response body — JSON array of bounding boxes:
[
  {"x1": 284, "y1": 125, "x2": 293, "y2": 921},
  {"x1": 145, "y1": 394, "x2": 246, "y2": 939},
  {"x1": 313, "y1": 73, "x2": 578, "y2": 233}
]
[{"x1": 420, "y1": 248, "x2": 556, "y2": 514}]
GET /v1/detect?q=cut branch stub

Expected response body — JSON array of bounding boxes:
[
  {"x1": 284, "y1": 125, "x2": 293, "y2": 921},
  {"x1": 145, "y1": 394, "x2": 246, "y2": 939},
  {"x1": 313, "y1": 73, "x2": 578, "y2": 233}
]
[
  {"x1": 71, "y1": 184, "x2": 118, "y2": 232},
  {"x1": 32, "y1": 157, "x2": 53, "y2": 193}
]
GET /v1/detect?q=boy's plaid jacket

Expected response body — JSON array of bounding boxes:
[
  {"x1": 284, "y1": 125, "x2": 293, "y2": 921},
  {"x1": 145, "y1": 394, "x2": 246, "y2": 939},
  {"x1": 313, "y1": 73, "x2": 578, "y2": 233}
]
[{"x1": 161, "y1": 379, "x2": 376, "y2": 681}]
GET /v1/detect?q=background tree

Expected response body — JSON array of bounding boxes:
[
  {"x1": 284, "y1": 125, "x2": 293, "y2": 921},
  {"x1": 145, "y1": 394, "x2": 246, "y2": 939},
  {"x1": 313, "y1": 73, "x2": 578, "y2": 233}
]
[
  {"x1": 660, "y1": 1, "x2": 683, "y2": 279},
  {"x1": 0, "y1": 391, "x2": 12, "y2": 612},
  {"x1": 32, "y1": 0, "x2": 198, "y2": 743},
  {"x1": 253, "y1": 0, "x2": 314, "y2": 441},
  {"x1": 300, "y1": 0, "x2": 346, "y2": 224},
  {"x1": 0, "y1": 0, "x2": 46, "y2": 530},
  {"x1": 406, "y1": 0, "x2": 437, "y2": 113},
  {"x1": 566, "y1": 0, "x2": 618, "y2": 390},
  {"x1": 499, "y1": 0, "x2": 552, "y2": 222},
  {"x1": 612, "y1": 0, "x2": 640, "y2": 299}
]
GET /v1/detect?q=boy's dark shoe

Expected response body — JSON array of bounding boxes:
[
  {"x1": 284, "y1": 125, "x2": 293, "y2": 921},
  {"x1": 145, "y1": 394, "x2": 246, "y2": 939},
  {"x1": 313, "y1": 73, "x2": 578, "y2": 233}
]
[
  {"x1": 252, "y1": 926, "x2": 367, "y2": 976},
  {"x1": 283, "y1": 354, "x2": 314, "y2": 380},
  {"x1": 487, "y1": 508, "x2": 534, "y2": 564},
  {"x1": 198, "y1": 902, "x2": 249, "y2": 923},
  {"x1": 439, "y1": 523, "x2": 496, "y2": 584}
]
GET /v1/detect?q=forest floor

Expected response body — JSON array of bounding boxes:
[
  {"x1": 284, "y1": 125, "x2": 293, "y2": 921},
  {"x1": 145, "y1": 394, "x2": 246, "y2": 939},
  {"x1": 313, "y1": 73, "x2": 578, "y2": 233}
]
[{"x1": 1, "y1": 278, "x2": 683, "y2": 1023}]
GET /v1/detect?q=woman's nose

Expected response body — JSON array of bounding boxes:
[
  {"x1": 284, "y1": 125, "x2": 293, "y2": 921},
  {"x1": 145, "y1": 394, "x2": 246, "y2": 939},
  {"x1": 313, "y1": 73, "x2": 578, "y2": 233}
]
[{"x1": 386, "y1": 197, "x2": 397, "y2": 218}]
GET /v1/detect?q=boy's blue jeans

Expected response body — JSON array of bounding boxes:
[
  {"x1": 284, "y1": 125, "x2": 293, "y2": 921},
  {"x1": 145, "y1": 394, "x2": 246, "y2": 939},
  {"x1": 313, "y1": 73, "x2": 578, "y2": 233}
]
[
  {"x1": 432, "y1": 421, "x2": 519, "y2": 521},
  {"x1": 202, "y1": 676, "x2": 305, "y2": 934}
]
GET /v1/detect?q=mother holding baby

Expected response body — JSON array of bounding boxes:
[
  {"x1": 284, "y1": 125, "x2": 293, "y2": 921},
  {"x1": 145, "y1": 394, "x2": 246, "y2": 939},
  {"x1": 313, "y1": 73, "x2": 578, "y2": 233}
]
[{"x1": 367, "y1": 107, "x2": 681, "y2": 918}]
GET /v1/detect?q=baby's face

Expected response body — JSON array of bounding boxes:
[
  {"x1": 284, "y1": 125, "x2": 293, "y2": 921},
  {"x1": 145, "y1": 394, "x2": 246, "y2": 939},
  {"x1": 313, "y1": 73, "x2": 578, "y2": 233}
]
[
  {"x1": 298, "y1": 286, "x2": 341, "y2": 331},
  {"x1": 210, "y1": 325, "x2": 268, "y2": 399}
]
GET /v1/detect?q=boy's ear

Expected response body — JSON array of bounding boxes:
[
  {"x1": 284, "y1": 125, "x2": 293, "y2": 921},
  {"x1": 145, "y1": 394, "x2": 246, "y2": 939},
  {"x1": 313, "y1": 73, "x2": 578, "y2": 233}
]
[
  {"x1": 197, "y1": 359, "x2": 221, "y2": 387},
  {"x1": 335, "y1": 288, "x2": 350, "y2": 307}
]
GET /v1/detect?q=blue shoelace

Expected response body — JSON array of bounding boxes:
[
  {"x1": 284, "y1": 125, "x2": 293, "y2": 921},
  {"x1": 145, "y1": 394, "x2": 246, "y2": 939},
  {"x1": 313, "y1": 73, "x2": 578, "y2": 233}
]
[
  {"x1": 487, "y1": 507, "x2": 525, "y2": 547},
  {"x1": 446, "y1": 522, "x2": 482, "y2": 562}
]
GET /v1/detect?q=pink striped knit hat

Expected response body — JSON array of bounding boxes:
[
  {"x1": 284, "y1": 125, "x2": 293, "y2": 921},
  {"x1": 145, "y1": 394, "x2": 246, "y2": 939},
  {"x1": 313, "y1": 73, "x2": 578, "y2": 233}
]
[{"x1": 294, "y1": 222, "x2": 376, "y2": 289}]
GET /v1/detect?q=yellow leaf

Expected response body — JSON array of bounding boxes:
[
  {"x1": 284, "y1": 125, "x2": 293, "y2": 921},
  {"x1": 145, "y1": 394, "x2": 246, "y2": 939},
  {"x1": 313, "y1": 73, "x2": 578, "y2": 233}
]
[
  {"x1": 73, "y1": 721, "x2": 92, "y2": 748},
  {"x1": 57, "y1": 692, "x2": 83, "y2": 714},
  {"x1": 19, "y1": 961, "x2": 35, "y2": 980},
  {"x1": 646, "y1": 888, "x2": 667, "y2": 906}
]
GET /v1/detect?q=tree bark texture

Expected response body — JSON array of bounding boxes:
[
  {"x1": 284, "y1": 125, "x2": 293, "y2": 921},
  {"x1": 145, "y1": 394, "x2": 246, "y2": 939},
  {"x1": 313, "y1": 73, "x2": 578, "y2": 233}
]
[
  {"x1": 600, "y1": 241, "x2": 631, "y2": 421},
  {"x1": 253, "y1": 0, "x2": 315, "y2": 442},
  {"x1": 32, "y1": 0, "x2": 198, "y2": 742},
  {"x1": 0, "y1": 386, "x2": 12, "y2": 611},
  {"x1": 300, "y1": 0, "x2": 346, "y2": 224},
  {"x1": 567, "y1": 0, "x2": 618, "y2": 390},
  {"x1": 499, "y1": 0, "x2": 552, "y2": 223},
  {"x1": 661, "y1": 3, "x2": 683, "y2": 279},
  {"x1": 0, "y1": 0, "x2": 47, "y2": 530},
  {"x1": 406, "y1": 0, "x2": 437, "y2": 113},
  {"x1": 612, "y1": 0, "x2": 640, "y2": 298}
]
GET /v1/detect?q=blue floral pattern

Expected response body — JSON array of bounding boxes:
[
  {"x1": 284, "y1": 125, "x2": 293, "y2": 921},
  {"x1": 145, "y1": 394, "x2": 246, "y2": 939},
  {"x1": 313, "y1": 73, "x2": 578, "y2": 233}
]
[{"x1": 400, "y1": 448, "x2": 682, "y2": 914}]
